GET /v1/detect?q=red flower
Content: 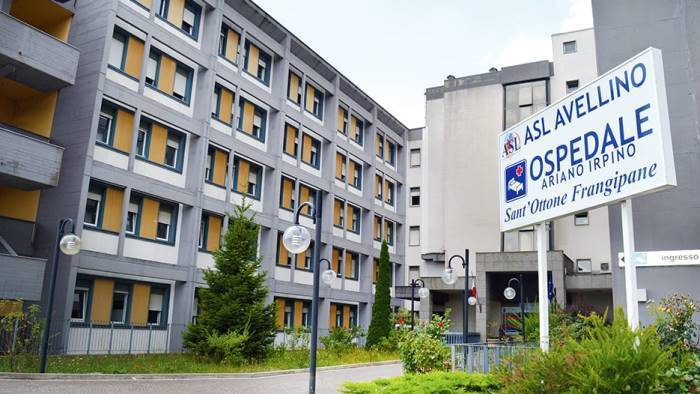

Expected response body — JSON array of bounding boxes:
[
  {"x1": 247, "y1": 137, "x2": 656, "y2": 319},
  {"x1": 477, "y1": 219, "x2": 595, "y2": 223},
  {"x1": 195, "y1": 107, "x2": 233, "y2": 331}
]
[{"x1": 437, "y1": 321, "x2": 444, "y2": 327}]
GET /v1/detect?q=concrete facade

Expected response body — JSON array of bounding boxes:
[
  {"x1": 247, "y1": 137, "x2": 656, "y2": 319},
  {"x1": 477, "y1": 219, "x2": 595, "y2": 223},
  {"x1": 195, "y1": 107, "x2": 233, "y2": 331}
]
[
  {"x1": 1, "y1": 0, "x2": 407, "y2": 352},
  {"x1": 592, "y1": 0, "x2": 700, "y2": 325}
]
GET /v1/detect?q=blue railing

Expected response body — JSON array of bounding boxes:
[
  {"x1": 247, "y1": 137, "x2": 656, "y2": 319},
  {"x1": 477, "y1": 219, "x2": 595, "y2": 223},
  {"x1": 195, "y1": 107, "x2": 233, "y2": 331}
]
[{"x1": 450, "y1": 342, "x2": 538, "y2": 373}]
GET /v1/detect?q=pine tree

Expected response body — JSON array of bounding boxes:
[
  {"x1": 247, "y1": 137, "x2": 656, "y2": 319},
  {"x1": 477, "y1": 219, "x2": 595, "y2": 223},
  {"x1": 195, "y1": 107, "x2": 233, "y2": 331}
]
[
  {"x1": 366, "y1": 240, "x2": 393, "y2": 347},
  {"x1": 183, "y1": 203, "x2": 276, "y2": 360}
]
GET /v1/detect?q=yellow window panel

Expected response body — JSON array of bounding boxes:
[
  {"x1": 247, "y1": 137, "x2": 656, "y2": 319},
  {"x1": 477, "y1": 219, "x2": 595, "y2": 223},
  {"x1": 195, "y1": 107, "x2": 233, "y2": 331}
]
[
  {"x1": 385, "y1": 142, "x2": 393, "y2": 162},
  {"x1": 345, "y1": 252, "x2": 353, "y2": 279},
  {"x1": 301, "y1": 134, "x2": 313, "y2": 163},
  {"x1": 158, "y1": 55, "x2": 177, "y2": 95},
  {"x1": 296, "y1": 248, "x2": 306, "y2": 269},
  {"x1": 219, "y1": 87, "x2": 234, "y2": 124},
  {"x1": 166, "y1": 0, "x2": 185, "y2": 27},
  {"x1": 130, "y1": 283, "x2": 150, "y2": 326},
  {"x1": 114, "y1": 109, "x2": 134, "y2": 153},
  {"x1": 329, "y1": 304, "x2": 336, "y2": 329},
  {"x1": 375, "y1": 176, "x2": 382, "y2": 195},
  {"x1": 299, "y1": 186, "x2": 311, "y2": 215},
  {"x1": 246, "y1": 44, "x2": 260, "y2": 76},
  {"x1": 305, "y1": 84, "x2": 315, "y2": 113},
  {"x1": 213, "y1": 149, "x2": 228, "y2": 186},
  {"x1": 288, "y1": 73, "x2": 300, "y2": 102},
  {"x1": 278, "y1": 234, "x2": 289, "y2": 265},
  {"x1": 125, "y1": 37, "x2": 144, "y2": 79},
  {"x1": 349, "y1": 116, "x2": 357, "y2": 141},
  {"x1": 374, "y1": 217, "x2": 380, "y2": 239},
  {"x1": 206, "y1": 215, "x2": 223, "y2": 252},
  {"x1": 148, "y1": 123, "x2": 168, "y2": 164},
  {"x1": 241, "y1": 101, "x2": 255, "y2": 134},
  {"x1": 376, "y1": 135, "x2": 382, "y2": 156},
  {"x1": 343, "y1": 305, "x2": 351, "y2": 329},
  {"x1": 275, "y1": 298, "x2": 285, "y2": 328},
  {"x1": 225, "y1": 28, "x2": 239, "y2": 62},
  {"x1": 90, "y1": 279, "x2": 114, "y2": 323},
  {"x1": 136, "y1": 0, "x2": 152, "y2": 9},
  {"x1": 333, "y1": 199, "x2": 342, "y2": 227},
  {"x1": 236, "y1": 159, "x2": 250, "y2": 193},
  {"x1": 139, "y1": 198, "x2": 160, "y2": 240},
  {"x1": 102, "y1": 187, "x2": 124, "y2": 232},
  {"x1": 281, "y1": 178, "x2": 294, "y2": 210},
  {"x1": 332, "y1": 248, "x2": 341, "y2": 273},
  {"x1": 337, "y1": 107, "x2": 346, "y2": 133},
  {"x1": 284, "y1": 125, "x2": 297, "y2": 156},
  {"x1": 294, "y1": 300, "x2": 303, "y2": 328},
  {"x1": 384, "y1": 180, "x2": 390, "y2": 202},
  {"x1": 0, "y1": 187, "x2": 40, "y2": 222},
  {"x1": 345, "y1": 205, "x2": 353, "y2": 231}
]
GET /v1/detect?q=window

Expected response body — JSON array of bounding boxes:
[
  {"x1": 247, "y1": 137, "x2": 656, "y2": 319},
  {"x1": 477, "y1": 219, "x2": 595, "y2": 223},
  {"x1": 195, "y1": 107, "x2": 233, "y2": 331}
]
[
  {"x1": 409, "y1": 226, "x2": 420, "y2": 246},
  {"x1": 563, "y1": 40, "x2": 577, "y2": 54},
  {"x1": 385, "y1": 220, "x2": 395, "y2": 245},
  {"x1": 337, "y1": 107, "x2": 348, "y2": 135},
  {"x1": 385, "y1": 180, "x2": 395, "y2": 206},
  {"x1": 302, "y1": 304, "x2": 310, "y2": 327},
  {"x1": 145, "y1": 51, "x2": 159, "y2": 86},
  {"x1": 385, "y1": 139, "x2": 396, "y2": 166},
  {"x1": 280, "y1": 176, "x2": 296, "y2": 211},
  {"x1": 504, "y1": 80, "x2": 547, "y2": 128},
  {"x1": 211, "y1": 84, "x2": 235, "y2": 124},
  {"x1": 375, "y1": 174, "x2": 383, "y2": 200},
  {"x1": 277, "y1": 232, "x2": 292, "y2": 266},
  {"x1": 566, "y1": 80, "x2": 579, "y2": 94},
  {"x1": 126, "y1": 200, "x2": 139, "y2": 234},
  {"x1": 84, "y1": 184, "x2": 102, "y2": 227},
  {"x1": 410, "y1": 187, "x2": 420, "y2": 206},
  {"x1": 333, "y1": 198, "x2": 344, "y2": 228},
  {"x1": 147, "y1": 289, "x2": 164, "y2": 325},
  {"x1": 305, "y1": 83, "x2": 324, "y2": 119},
  {"x1": 297, "y1": 184, "x2": 315, "y2": 216},
  {"x1": 600, "y1": 262, "x2": 611, "y2": 272},
  {"x1": 218, "y1": 24, "x2": 239, "y2": 63},
  {"x1": 172, "y1": 65, "x2": 192, "y2": 102},
  {"x1": 335, "y1": 305, "x2": 343, "y2": 328},
  {"x1": 71, "y1": 288, "x2": 88, "y2": 321},
  {"x1": 111, "y1": 290, "x2": 128, "y2": 323},
  {"x1": 332, "y1": 248, "x2": 343, "y2": 277},
  {"x1": 233, "y1": 157, "x2": 263, "y2": 199},
  {"x1": 164, "y1": 134, "x2": 182, "y2": 168},
  {"x1": 345, "y1": 251, "x2": 358, "y2": 280},
  {"x1": 136, "y1": 121, "x2": 149, "y2": 157},
  {"x1": 335, "y1": 151, "x2": 347, "y2": 181},
  {"x1": 349, "y1": 159, "x2": 362, "y2": 189},
  {"x1": 350, "y1": 115, "x2": 364, "y2": 145},
  {"x1": 576, "y1": 259, "x2": 592, "y2": 273},
  {"x1": 410, "y1": 148, "x2": 421, "y2": 167},
  {"x1": 287, "y1": 71, "x2": 302, "y2": 104},
  {"x1": 180, "y1": 1, "x2": 201, "y2": 39},
  {"x1": 238, "y1": 98, "x2": 267, "y2": 142},
  {"x1": 302, "y1": 241, "x2": 314, "y2": 269},
  {"x1": 96, "y1": 108, "x2": 113, "y2": 145},
  {"x1": 347, "y1": 204, "x2": 360, "y2": 234},
  {"x1": 284, "y1": 301, "x2": 293, "y2": 328},
  {"x1": 301, "y1": 133, "x2": 321, "y2": 169},
  {"x1": 574, "y1": 211, "x2": 589, "y2": 226},
  {"x1": 157, "y1": 0, "x2": 168, "y2": 18},
  {"x1": 374, "y1": 215, "x2": 382, "y2": 241},
  {"x1": 198, "y1": 217, "x2": 206, "y2": 248},
  {"x1": 349, "y1": 307, "x2": 357, "y2": 327},
  {"x1": 146, "y1": 49, "x2": 193, "y2": 104},
  {"x1": 156, "y1": 204, "x2": 174, "y2": 241},
  {"x1": 376, "y1": 134, "x2": 384, "y2": 158},
  {"x1": 109, "y1": 29, "x2": 127, "y2": 71},
  {"x1": 283, "y1": 124, "x2": 299, "y2": 157},
  {"x1": 244, "y1": 40, "x2": 271, "y2": 85}
]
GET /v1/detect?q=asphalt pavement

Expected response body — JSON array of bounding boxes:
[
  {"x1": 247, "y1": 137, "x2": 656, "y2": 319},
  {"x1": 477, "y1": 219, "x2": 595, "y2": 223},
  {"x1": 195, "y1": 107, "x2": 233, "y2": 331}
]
[{"x1": 0, "y1": 362, "x2": 402, "y2": 394}]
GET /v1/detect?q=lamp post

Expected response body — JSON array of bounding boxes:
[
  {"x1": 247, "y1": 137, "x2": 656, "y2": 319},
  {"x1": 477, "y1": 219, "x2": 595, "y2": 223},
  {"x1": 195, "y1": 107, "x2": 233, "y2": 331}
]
[
  {"x1": 282, "y1": 189, "x2": 326, "y2": 394},
  {"x1": 503, "y1": 274, "x2": 525, "y2": 340},
  {"x1": 442, "y1": 249, "x2": 471, "y2": 344},
  {"x1": 408, "y1": 278, "x2": 429, "y2": 330},
  {"x1": 39, "y1": 218, "x2": 81, "y2": 373}
]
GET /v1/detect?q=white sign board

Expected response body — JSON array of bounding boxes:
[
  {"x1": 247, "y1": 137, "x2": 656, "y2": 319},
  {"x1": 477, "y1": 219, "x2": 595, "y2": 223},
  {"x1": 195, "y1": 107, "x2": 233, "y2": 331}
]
[
  {"x1": 498, "y1": 48, "x2": 676, "y2": 231},
  {"x1": 618, "y1": 250, "x2": 700, "y2": 268}
]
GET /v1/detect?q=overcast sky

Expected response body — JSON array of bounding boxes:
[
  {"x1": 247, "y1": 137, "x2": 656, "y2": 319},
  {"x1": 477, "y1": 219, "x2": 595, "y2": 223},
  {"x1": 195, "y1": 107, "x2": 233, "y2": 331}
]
[{"x1": 254, "y1": 0, "x2": 593, "y2": 128}]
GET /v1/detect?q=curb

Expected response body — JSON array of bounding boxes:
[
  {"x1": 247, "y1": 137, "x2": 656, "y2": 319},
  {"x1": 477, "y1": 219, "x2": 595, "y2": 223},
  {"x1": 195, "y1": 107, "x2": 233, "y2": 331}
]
[{"x1": 0, "y1": 360, "x2": 401, "y2": 380}]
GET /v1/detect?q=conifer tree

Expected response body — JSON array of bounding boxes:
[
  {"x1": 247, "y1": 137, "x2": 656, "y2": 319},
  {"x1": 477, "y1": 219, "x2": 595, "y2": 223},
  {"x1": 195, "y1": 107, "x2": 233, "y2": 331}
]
[{"x1": 366, "y1": 240, "x2": 393, "y2": 347}]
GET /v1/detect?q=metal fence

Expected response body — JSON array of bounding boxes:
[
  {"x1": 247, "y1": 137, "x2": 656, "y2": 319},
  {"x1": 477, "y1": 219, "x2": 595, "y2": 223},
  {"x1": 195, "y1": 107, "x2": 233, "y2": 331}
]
[{"x1": 450, "y1": 342, "x2": 538, "y2": 374}]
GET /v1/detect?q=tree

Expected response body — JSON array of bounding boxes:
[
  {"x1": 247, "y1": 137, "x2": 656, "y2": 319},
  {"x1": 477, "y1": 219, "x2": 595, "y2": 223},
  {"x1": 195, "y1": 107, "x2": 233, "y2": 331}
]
[
  {"x1": 183, "y1": 203, "x2": 277, "y2": 360},
  {"x1": 366, "y1": 240, "x2": 393, "y2": 347}
]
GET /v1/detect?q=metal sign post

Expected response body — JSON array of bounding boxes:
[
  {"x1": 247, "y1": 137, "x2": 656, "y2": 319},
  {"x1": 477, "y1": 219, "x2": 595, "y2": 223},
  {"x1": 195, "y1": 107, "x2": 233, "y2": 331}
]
[
  {"x1": 620, "y1": 199, "x2": 639, "y2": 329},
  {"x1": 536, "y1": 223, "x2": 549, "y2": 352}
]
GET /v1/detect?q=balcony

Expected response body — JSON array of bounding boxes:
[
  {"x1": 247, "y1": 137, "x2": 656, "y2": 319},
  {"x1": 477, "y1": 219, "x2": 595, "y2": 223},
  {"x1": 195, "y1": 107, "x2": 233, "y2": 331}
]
[
  {"x1": 0, "y1": 11, "x2": 79, "y2": 91},
  {"x1": 0, "y1": 123, "x2": 63, "y2": 189},
  {"x1": 0, "y1": 253, "x2": 46, "y2": 302}
]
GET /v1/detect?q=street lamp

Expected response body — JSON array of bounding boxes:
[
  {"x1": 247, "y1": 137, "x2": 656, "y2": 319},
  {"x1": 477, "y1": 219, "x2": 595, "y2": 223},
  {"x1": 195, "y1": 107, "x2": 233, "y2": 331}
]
[
  {"x1": 503, "y1": 274, "x2": 525, "y2": 341},
  {"x1": 283, "y1": 190, "x2": 323, "y2": 394},
  {"x1": 318, "y1": 258, "x2": 336, "y2": 287},
  {"x1": 408, "y1": 279, "x2": 429, "y2": 329},
  {"x1": 39, "y1": 219, "x2": 81, "y2": 373},
  {"x1": 442, "y1": 249, "x2": 470, "y2": 344}
]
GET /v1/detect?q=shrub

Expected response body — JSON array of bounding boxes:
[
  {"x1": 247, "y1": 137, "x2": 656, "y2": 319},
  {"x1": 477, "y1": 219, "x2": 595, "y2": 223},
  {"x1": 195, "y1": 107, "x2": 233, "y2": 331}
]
[
  {"x1": 366, "y1": 241, "x2": 392, "y2": 347},
  {"x1": 341, "y1": 371, "x2": 500, "y2": 393},
  {"x1": 652, "y1": 294, "x2": 700, "y2": 359},
  {"x1": 0, "y1": 302, "x2": 43, "y2": 371},
  {"x1": 663, "y1": 352, "x2": 700, "y2": 394},
  {"x1": 498, "y1": 308, "x2": 671, "y2": 393},
  {"x1": 205, "y1": 330, "x2": 249, "y2": 364},
  {"x1": 398, "y1": 330, "x2": 451, "y2": 374},
  {"x1": 280, "y1": 327, "x2": 310, "y2": 351},
  {"x1": 320, "y1": 327, "x2": 362, "y2": 355}
]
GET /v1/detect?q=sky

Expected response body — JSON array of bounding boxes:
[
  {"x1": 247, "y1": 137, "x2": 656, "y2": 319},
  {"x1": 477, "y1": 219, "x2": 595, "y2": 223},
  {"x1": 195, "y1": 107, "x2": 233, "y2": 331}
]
[{"x1": 253, "y1": 0, "x2": 594, "y2": 128}]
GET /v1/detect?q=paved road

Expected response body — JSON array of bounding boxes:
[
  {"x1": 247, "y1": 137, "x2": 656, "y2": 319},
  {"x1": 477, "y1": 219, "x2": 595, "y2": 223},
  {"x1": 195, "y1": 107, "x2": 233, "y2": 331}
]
[{"x1": 0, "y1": 363, "x2": 402, "y2": 394}]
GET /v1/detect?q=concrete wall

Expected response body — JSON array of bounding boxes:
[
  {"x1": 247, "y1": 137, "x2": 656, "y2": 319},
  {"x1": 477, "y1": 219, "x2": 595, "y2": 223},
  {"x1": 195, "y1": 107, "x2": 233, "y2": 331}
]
[{"x1": 593, "y1": 0, "x2": 700, "y2": 324}]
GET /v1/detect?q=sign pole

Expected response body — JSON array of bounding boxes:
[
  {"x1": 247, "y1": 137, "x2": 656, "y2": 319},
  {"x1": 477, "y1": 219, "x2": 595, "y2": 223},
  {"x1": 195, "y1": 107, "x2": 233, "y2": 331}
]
[
  {"x1": 620, "y1": 199, "x2": 639, "y2": 329},
  {"x1": 536, "y1": 222, "x2": 549, "y2": 352}
]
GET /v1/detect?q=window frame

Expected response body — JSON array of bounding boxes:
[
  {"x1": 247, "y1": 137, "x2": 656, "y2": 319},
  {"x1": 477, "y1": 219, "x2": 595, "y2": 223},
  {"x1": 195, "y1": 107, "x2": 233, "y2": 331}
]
[
  {"x1": 349, "y1": 159, "x2": 362, "y2": 190},
  {"x1": 96, "y1": 106, "x2": 115, "y2": 147},
  {"x1": 110, "y1": 290, "x2": 129, "y2": 324},
  {"x1": 563, "y1": 40, "x2": 577, "y2": 54},
  {"x1": 574, "y1": 211, "x2": 590, "y2": 226},
  {"x1": 237, "y1": 98, "x2": 267, "y2": 143},
  {"x1": 301, "y1": 133, "x2": 321, "y2": 169},
  {"x1": 84, "y1": 183, "x2": 104, "y2": 228},
  {"x1": 108, "y1": 27, "x2": 128, "y2": 74},
  {"x1": 232, "y1": 157, "x2": 263, "y2": 200},
  {"x1": 348, "y1": 204, "x2": 361, "y2": 234},
  {"x1": 279, "y1": 176, "x2": 296, "y2": 211},
  {"x1": 566, "y1": 79, "x2": 579, "y2": 94},
  {"x1": 385, "y1": 220, "x2": 395, "y2": 246},
  {"x1": 243, "y1": 40, "x2": 272, "y2": 86},
  {"x1": 409, "y1": 225, "x2": 420, "y2": 246},
  {"x1": 410, "y1": 187, "x2": 420, "y2": 207},
  {"x1": 409, "y1": 148, "x2": 421, "y2": 167},
  {"x1": 71, "y1": 287, "x2": 89, "y2": 322}
]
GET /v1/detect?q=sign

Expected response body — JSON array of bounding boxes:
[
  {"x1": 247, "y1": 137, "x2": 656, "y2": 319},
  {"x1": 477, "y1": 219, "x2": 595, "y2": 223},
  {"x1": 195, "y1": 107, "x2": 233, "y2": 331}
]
[
  {"x1": 499, "y1": 48, "x2": 676, "y2": 231},
  {"x1": 618, "y1": 250, "x2": 700, "y2": 268}
]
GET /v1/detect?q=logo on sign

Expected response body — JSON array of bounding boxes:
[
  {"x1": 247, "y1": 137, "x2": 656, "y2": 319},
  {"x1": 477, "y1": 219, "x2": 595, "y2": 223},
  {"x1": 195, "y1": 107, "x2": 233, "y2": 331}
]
[
  {"x1": 502, "y1": 131, "x2": 521, "y2": 157},
  {"x1": 505, "y1": 160, "x2": 527, "y2": 202}
]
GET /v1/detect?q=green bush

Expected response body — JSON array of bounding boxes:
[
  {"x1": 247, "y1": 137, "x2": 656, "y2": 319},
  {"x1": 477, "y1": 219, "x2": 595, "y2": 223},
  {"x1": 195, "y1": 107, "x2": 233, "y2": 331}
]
[
  {"x1": 398, "y1": 330, "x2": 451, "y2": 374},
  {"x1": 320, "y1": 327, "x2": 362, "y2": 355},
  {"x1": 498, "y1": 308, "x2": 671, "y2": 393},
  {"x1": 652, "y1": 294, "x2": 700, "y2": 358},
  {"x1": 663, "y1": 352, "x2": 700, "y2": 394},
  {"x1": 341, "y1": 371, "x2": 500, "y2": 393},
  {"x1": 205, "y1": 330, "x2": 249, "y2": 364}
]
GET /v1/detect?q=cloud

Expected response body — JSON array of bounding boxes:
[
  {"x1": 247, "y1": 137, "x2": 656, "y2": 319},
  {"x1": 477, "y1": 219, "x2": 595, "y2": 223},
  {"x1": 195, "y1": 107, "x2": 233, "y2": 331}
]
[{"x1": 560, "y1": 0, "x2": 593, "y2": 31}]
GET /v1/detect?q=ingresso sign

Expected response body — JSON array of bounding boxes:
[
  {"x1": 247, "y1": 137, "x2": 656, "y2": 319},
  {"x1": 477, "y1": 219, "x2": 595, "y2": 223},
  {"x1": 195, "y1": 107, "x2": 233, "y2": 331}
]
[
  {"x1": 618, "y1": 250, "x2": 700, "y2": 268},
  {"x1": 498, "y1": 48, "x2": 676, "y2": 232}
]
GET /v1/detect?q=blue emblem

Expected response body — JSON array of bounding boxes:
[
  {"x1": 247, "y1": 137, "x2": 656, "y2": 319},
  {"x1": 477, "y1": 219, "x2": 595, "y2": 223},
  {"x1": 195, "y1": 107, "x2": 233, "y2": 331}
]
[{"x1": 505, "y1": 159, "x2": 527, "y2": 203}]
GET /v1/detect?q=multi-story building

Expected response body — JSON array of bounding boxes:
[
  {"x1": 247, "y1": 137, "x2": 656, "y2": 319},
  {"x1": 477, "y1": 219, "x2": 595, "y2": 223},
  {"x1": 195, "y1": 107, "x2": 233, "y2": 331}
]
[
  {"x1": 593, "y1": 0, "x2": 700, "y2": 325},
  {"x1": 417, "y1": 28, "x2": 613, "y2": 341},
  {"x1": 0, "y1": 0, "x2": 408, "y2": 353},
  {"x1": 0, "y1": 0, "x2": 78, "y2": 312}
]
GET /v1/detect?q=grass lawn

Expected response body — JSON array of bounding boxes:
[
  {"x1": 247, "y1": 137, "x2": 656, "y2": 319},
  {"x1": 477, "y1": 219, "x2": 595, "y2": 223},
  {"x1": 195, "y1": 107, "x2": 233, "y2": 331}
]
[
  {"x1": 341, "y1": 371, "x2": 500, "y2": 394},
  {"x1": 0, "y1": 348, "x2": 399, "y2": 374}
]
